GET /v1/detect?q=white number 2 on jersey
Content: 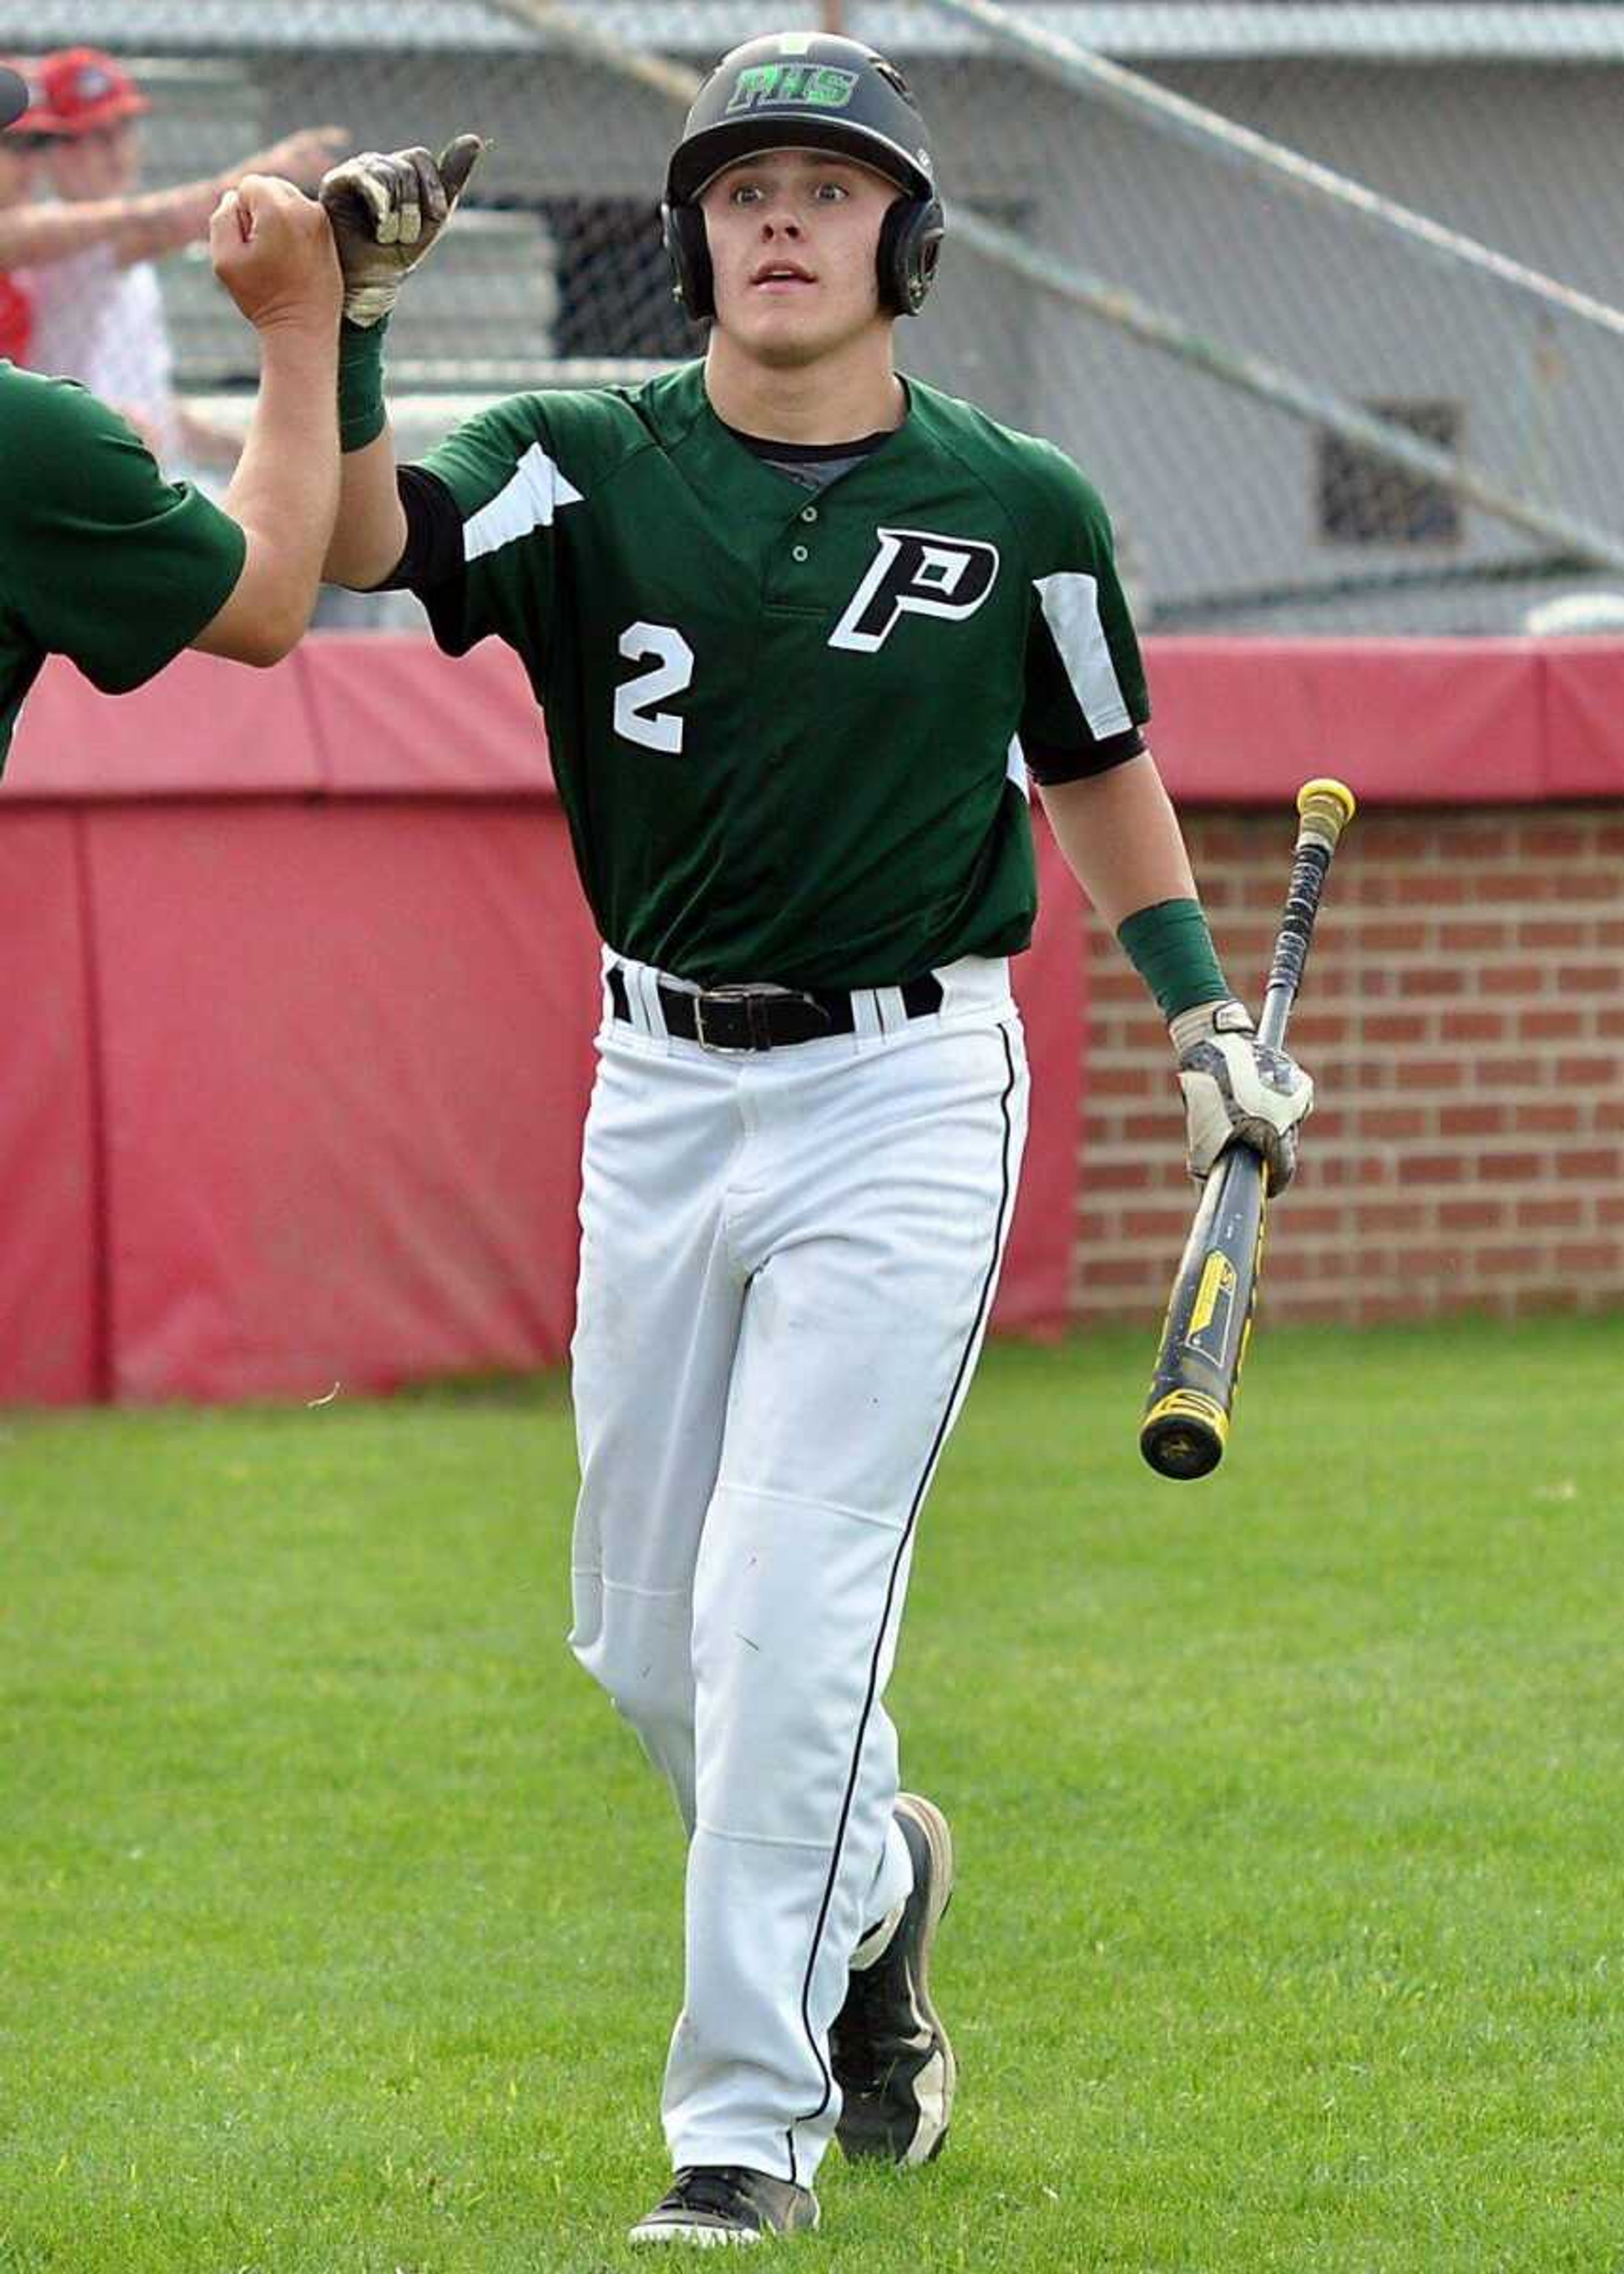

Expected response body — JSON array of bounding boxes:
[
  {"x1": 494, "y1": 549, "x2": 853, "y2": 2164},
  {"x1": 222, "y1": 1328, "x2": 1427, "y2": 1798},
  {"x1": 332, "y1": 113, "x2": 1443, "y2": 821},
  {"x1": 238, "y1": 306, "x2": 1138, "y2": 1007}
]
[{"x1": 614, "y1": 622, "x2": 694, "y2": 754}]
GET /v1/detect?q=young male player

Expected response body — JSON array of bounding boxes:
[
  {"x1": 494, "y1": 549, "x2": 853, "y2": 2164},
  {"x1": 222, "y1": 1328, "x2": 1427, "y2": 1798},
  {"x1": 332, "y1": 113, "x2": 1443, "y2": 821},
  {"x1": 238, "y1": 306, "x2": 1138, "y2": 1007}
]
[
  {"x1": 319, "y1": 33, "x2": 1313, "y2": 2246},
  {"x1": 0, "y1": 63, "x2": 342, "y2": 771}
]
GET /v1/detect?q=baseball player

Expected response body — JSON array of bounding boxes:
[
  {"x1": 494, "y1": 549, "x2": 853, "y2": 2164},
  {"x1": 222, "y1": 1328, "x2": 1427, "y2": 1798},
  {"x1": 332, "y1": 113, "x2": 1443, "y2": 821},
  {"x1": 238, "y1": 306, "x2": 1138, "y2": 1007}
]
[
  {"x1": 0, "y1": 62, "x2": 342, "y2": 769},
  {"x1": 318, "y1": 33, "x2": 1312, "y2": 2246}
]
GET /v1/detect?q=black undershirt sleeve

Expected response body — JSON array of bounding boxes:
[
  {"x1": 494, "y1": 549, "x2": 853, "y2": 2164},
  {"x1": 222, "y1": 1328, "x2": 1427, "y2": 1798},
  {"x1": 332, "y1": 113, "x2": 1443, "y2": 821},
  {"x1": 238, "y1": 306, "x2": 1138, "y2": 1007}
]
[
  {"x1": 374, "y1": 464, "x2": 465, "y2": 595},
  {"x1": 1023, "y1": 726, "x2": 1147, "y2": 786}
]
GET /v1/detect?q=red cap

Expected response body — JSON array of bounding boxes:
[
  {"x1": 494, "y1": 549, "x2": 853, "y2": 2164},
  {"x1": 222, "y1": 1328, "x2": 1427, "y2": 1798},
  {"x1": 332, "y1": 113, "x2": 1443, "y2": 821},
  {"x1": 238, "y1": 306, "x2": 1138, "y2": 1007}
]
[{"x1": 32, "y1": 47, "x2": 149, "y2": 137}]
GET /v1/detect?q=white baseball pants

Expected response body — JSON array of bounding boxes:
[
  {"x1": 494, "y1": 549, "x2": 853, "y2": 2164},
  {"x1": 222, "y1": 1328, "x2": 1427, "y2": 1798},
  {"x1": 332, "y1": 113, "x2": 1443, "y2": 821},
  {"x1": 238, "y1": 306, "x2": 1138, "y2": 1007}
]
[{"x1": 568, "y1": 950, "x2": 1029, "y2": 2186}]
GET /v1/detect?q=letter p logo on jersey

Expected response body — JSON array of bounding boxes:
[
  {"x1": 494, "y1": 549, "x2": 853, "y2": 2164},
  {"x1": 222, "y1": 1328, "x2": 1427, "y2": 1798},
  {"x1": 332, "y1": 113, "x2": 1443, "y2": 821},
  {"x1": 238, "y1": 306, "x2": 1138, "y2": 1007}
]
[{"x1": 830, "y1": 529, "x2": 1001, "y2": 653}]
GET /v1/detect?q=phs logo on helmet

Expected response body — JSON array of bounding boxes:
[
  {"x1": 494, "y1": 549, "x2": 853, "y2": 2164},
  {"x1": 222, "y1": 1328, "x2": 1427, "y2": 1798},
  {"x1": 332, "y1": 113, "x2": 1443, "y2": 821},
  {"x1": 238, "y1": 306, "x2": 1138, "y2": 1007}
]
[
  {"x1": 726, "y1": 64, "x2": 859, "y2": 113},
  {"x1": 830, "y1": 530, "x2": 1001, "y2": 653}
]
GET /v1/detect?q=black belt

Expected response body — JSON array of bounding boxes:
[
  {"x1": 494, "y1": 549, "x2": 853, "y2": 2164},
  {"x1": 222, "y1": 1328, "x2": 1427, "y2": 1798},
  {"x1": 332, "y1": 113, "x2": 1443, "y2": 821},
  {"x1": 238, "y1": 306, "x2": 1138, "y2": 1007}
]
[{"x1": 608, "y1": 966, "x2": 944, "y2": 1052}]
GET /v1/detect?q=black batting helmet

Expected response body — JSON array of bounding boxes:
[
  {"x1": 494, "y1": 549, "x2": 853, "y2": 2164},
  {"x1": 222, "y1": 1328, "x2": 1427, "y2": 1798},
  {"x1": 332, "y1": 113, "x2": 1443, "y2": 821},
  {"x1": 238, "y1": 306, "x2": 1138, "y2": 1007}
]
[
  {"x1": 0, "y1": 63, "x2": 31, "y2": 131},
  {"x1": 661, "y1": 32, "x2": 944, "y2": 322}
]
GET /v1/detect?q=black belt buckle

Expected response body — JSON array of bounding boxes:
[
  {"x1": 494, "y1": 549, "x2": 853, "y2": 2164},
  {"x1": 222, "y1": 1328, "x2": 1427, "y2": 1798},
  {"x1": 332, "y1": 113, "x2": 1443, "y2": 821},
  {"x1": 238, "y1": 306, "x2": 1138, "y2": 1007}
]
[{"x1": 691, "y1": 985, "x2": 831, "y2": 1052}]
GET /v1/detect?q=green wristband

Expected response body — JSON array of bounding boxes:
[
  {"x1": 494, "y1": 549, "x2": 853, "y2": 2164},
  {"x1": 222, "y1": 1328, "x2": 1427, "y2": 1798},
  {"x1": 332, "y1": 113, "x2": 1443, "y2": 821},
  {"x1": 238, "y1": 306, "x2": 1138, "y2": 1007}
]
[
  {"x1": 1116, "y1": 897, "x2": 1230, "y2": 1022},
  {"x1": 337, "y1": 315, "x2": 389, "y2": 453}
]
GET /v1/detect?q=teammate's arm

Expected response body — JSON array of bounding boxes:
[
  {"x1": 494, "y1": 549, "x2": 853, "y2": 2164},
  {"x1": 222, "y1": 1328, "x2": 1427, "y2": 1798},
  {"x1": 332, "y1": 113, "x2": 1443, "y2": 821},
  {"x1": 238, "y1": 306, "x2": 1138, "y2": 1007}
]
[
  {"x1": 100, "y1": 126, "x2": 348, "y2": 273},
  {"x1": 4, "y1": 179, "x2": 339, "y2": 694},
  {"x1": 0, "y1": 178, "x2": 217, "y2": 266},
  {"x1": 212, "y1": 126, "x2": 348, "y2": 200},
  {"x1": 190, "y1": 177, "x2": 343, "y2": 664},
  {"x1": 0, "y1": 129, "x2": 347, "y2": 272}
]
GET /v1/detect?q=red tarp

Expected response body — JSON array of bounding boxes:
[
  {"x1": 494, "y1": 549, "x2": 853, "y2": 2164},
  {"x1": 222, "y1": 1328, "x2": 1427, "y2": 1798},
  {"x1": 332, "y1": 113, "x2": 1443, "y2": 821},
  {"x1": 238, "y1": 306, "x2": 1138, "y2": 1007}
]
[
  {"x1": 1144, "y1": 636, "x2": 1618, "y2": 804},
  {"x1": 0, "y1": 813, "x2": 100, "y2": 1401},
  {"x1": 85, "y1": 803, "x2": 601, "y2": 1402},
  {"x1": 6, "y1": 638, "x2": 549, "y2": 798},
  {"x1": 1540, "y1": 642, "x2": 1624, "y2": 797}
]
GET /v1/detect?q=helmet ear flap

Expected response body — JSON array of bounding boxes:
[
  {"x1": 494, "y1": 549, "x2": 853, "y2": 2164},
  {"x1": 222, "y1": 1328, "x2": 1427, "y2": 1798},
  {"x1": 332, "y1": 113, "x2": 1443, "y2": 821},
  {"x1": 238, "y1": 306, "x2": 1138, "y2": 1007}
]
[
  {"x1": 877, "y1": 195, "x2": 945, "y2": 317},
  {"x1": 661, "y1": 200, "x2": 714, "y2": 322}
]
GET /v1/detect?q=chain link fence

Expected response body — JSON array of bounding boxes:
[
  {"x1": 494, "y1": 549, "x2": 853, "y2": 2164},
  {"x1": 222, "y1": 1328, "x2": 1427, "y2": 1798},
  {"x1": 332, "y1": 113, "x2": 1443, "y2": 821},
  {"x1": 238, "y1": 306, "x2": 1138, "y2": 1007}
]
[{"x1": 5, "y1": 2, "x2": 1624, "y2": 633}]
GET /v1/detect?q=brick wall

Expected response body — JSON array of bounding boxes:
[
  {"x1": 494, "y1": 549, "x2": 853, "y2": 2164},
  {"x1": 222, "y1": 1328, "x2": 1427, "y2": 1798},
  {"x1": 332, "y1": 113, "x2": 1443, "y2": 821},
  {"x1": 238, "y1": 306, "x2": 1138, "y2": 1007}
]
[{"x1": 1076, "y1": 806, "x2": 1624, "y2": 1325}]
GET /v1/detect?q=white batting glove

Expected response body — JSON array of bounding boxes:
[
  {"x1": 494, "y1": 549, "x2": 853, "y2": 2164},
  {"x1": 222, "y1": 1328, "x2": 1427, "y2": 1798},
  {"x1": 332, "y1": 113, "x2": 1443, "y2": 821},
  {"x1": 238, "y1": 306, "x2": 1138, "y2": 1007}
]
[
  {"x1": 318, "y1": 134, "x2": 485, "y2": 328},
  {"x1": 1171, "y1": 997, "x2": 1313, "y2": 1194}
]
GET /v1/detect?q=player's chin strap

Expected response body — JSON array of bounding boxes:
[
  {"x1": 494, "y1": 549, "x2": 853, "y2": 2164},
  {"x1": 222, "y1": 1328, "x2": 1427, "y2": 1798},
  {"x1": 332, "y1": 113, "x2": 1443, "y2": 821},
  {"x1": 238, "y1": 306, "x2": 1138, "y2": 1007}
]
[{"x1": 320, "y1": 134, "x2": 486, "y2": 329}]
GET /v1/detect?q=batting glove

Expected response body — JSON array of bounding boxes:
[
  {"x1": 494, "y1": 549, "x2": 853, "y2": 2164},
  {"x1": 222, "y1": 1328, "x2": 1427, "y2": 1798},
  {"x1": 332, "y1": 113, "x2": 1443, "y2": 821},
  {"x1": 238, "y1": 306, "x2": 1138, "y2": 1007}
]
[
  {"x1": 1171, "y1": 997, "x2": 1313, "y2": 1194},
  {"x1": 318, "y1": 134, "x2": 485, "y2": 328}
]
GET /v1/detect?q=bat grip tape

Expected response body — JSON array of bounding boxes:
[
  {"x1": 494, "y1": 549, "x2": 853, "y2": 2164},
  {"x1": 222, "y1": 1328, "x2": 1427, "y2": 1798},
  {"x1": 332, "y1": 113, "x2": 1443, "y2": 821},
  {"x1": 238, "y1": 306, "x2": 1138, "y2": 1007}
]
[{"x1": 1258, "y1": 841, "x2": 1331, "y2": 1044}]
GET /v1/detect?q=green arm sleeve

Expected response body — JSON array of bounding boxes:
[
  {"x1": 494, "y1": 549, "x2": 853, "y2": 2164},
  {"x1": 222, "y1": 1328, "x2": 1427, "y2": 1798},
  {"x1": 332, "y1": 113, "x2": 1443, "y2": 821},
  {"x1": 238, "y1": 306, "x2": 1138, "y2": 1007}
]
[{"x1": 1117, "y1": 898, "x2": 1230, "y2": 1021}]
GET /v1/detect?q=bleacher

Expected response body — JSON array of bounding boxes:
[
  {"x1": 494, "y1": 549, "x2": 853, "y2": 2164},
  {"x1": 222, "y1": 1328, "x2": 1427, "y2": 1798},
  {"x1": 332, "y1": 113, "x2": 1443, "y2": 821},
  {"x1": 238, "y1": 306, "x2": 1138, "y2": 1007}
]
[
  {"x1": 164, "y1": 207, "x2": 562, "y2": 394},
  {"x1": 121, "y1": 57, "x2": 560, "y2": 394}
]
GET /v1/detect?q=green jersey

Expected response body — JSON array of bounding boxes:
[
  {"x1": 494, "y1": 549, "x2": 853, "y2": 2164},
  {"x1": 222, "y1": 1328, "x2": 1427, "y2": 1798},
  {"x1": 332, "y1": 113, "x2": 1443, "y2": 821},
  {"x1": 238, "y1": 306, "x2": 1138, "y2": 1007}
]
[
  {"x1": 0, "y1": 364, "x2": 245, "y2": 771},
  {"x1": 407, "y1": 359, "x2": 1147, "y2": 990}
]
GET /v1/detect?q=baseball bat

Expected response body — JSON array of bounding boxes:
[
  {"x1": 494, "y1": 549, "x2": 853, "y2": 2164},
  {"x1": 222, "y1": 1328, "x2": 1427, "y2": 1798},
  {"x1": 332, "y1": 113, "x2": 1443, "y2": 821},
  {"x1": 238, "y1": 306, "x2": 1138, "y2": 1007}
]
[{"x1": 1138, "y1": 777, "x2": 1357, "y2": 1481}]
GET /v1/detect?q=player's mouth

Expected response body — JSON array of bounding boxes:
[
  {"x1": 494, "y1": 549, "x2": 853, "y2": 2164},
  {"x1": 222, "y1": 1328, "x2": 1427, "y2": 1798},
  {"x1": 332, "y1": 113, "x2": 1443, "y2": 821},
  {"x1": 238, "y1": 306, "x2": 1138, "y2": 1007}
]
[{"x1": 751, "y1": 260, "x2": 816, "y2": 292}]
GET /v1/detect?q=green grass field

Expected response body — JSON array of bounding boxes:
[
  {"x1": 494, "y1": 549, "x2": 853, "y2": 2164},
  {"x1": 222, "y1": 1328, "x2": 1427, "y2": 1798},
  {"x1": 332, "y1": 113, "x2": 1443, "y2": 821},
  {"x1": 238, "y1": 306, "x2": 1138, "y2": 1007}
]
[{"x1": 3, "y1": 1317, "x2": 1621, "y2": 2273}]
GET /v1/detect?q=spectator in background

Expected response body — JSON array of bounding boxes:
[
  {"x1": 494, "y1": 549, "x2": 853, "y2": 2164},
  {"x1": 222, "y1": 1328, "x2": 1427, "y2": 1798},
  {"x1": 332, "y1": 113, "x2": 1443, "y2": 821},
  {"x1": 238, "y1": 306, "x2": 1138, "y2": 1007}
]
[
  {"x1": 22, "y1": 48, "x2": 343, "y2": 469},
  {"x1": 0, "y1": 62, "x2": 63, "y2": 360},
  {"x1": 2, "y1": 55, "x2": 220, "y2": 354}
]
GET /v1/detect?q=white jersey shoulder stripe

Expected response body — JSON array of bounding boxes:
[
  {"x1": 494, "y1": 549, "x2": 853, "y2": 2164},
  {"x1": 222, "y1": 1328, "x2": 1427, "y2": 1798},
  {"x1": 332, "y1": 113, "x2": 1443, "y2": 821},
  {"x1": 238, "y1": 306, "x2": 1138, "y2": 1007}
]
[
  {"x1": 1033, "y1": 569, "x2": 1132, "y2": 741},
  {"x1": 463, "y1": 441, "x2": 584, "y2": 565}
]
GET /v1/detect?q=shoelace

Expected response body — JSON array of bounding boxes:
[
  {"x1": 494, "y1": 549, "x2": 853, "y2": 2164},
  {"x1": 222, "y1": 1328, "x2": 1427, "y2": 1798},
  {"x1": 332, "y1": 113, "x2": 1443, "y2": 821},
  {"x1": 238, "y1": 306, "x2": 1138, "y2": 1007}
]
[{"x1": 665, "y1": 2167, "x2": 766, "y2": 2220}]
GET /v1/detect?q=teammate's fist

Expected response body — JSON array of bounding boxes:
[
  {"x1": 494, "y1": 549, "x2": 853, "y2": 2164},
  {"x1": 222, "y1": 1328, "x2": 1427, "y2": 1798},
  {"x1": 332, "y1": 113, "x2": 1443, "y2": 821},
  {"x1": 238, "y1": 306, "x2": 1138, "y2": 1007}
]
[
  {"x1": 319, "y1": 135, "x2": 486, "y2": 328},
  {"x1": 210, "y1": 176, "x2": 343, "y2": 336},
  {"x1": 1171, "y1": 997, "x2": 1313, "y2": 1194}
]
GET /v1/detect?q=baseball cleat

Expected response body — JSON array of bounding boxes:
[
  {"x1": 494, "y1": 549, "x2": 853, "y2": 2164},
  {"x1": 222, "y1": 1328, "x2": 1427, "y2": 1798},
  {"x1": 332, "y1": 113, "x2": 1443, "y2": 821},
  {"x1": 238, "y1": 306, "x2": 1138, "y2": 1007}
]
[
  {"x1": 627, "y1": 2165, "x2": 820, "y2": 2246},
  {"x1": 830, "y1": 1790, "x2": 957, "y2": 2165}
]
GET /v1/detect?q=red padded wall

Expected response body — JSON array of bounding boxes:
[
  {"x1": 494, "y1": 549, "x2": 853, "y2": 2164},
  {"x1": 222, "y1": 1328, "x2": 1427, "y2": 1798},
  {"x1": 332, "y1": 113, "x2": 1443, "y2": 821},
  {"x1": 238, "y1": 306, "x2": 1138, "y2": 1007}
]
[
  {"x1": 0, "y1": 814, "x2": 100, "y2": 1400},
  {"x1": 85, "y1": 801, "x2": 601, "y2": 1402}
]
